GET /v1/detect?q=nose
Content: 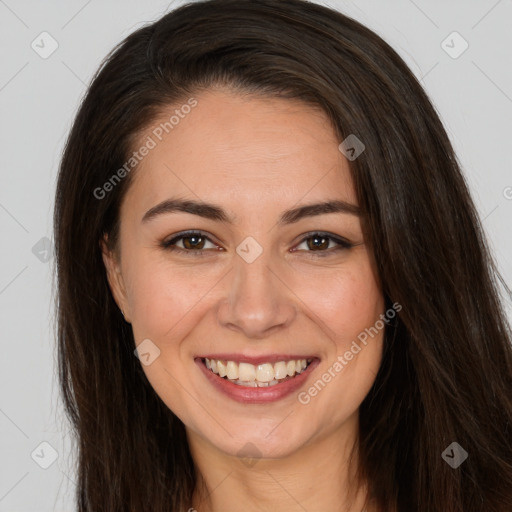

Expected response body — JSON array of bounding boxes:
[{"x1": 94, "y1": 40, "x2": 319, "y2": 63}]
[{"x1": 216, "y1": 250, "x2": 297, "y2": 340}]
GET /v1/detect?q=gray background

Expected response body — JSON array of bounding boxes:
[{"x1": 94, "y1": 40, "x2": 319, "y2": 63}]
[{"x1": 0, "y1": 0, "x2": 511, "y2": 510}]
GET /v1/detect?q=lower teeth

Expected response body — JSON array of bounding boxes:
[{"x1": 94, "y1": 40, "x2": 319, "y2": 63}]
[
  {"x1": 229, "y1": 377, "x2": 291, "y2": 387},
  {"x1": 219, "y1": 371, "x2": 305, "y2": 387}
]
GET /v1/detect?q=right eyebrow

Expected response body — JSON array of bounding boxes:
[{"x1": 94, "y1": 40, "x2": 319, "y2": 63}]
[{"x1": 141, "y1": 198, "x2": 361, "y2": 225}]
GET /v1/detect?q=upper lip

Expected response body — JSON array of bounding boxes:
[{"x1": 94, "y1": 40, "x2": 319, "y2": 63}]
[{"x1": 197, "y1": 353, "x2": 319, "y2": 365}]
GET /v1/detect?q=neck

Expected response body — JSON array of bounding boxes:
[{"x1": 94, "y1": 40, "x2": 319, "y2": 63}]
[{"x1": 187, "y1": 412, "x2": 371, "y2": 512}]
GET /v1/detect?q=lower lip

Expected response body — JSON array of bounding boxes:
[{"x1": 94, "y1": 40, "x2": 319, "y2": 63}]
[{"x1": 195, "y1": 358, "x2": 320, "y2": 404}]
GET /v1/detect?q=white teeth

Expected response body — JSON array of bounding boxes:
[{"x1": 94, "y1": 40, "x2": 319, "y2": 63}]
[
  {"x1": 226, "y1": 360, "x2": 238, "y2": 380},
  {"x1": 274, "y1": 361, "x2": 288, "y2": 380},
  {"x1": 256, "y1": 363, "x2": 274, "y2": 382},
  {"x1": 204, "y1": 357, "x2": 312, "y2": 386},
  {"x1": 238, "y1": 362, "x2": 256, "y2": 381},
  {"x1": 217, "y1": 360, "x2": 227, "y2": 378},
  {"x1": 235, "y1": 379, "x2": 257, "y2": 387}
]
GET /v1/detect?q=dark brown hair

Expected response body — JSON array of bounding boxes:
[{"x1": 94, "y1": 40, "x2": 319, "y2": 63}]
[{"x1": 53, "y1": 0, "x2": 512, "y2": 510}]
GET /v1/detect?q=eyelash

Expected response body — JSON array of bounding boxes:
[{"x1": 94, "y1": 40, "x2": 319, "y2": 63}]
[{"x1": 160, "y1": 230, "x2": 354, "y2": 258}]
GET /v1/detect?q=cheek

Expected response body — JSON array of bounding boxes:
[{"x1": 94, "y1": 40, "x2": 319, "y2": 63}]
[
  {"x1": 125, "y1": 249, "x2": 384, "y2": 348},
  {"x1": 290, "y1": 261, "x2": 384, "y2": 348},
  {"x1": 125, "y1": 255, "x2": 221, "y2": 341},
  {"x1": 123, "y1": 258, "x2": 215, "y2": 419},
  {"x1": 292, "y1": 265, "x2": 384, "y2": 425}
]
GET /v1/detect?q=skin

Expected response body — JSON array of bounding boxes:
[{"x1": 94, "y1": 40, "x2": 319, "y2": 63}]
[{"x1": 102, "y1": 88, "x2": 385, "y2": 512}]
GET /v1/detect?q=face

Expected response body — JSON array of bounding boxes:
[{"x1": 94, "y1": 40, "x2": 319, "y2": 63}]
[{"x1": 102, "y1": 88, "x2": 385, "y2": 460}]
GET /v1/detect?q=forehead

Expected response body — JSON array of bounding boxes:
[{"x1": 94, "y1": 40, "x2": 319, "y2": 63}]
[{"x1": 121, "y1": 88, "x2": 357, "y2": 218}]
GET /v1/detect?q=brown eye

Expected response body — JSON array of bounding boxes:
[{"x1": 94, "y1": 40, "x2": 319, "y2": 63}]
[
  {"x1": 293, "y1": 232, "x2": 353, "y2": 257},
  {"x1": 306, "y1": 234, "x2": 330, "y2": 251},
  {"x1": 180, "y1": 233, "x2": 206, "y2": 250},
  {"x1": 161, "y1": 230, "x2": 219, "y2": 256}
]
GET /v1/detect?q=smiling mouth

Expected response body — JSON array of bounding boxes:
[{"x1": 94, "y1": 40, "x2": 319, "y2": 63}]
[{"x1": 201, "y1": 357, "x2": 314, "y2": 387}]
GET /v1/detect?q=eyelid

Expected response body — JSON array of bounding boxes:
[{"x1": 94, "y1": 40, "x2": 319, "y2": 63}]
[
  {"x1": 161, "y1": 229, "x2": 354, "y2": 256},
  {"x1": 291, "y1": 230, "x2": 353, "y2": 249},
  {"x1": 161, "y1": 230, "x2": 221, "y2": 251}
]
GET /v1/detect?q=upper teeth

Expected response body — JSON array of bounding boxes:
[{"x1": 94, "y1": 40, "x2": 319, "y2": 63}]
[{"x1": 205, "y1": 357, "x2": 310, "y2": 383}]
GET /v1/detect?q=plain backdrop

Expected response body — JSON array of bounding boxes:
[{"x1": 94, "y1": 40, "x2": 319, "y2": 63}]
[{"x1": 0, "y1": 0, "x2": 511, "y2": 510}]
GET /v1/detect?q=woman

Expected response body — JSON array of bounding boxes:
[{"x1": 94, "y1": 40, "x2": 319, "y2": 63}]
[{"x1": 53, "y1": 0, "x2": 512, "y2": 510}]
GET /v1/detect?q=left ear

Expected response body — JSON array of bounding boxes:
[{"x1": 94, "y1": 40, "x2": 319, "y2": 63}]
[{"x1": 100, "y1": 234, "x2": 131, "y2": 323}]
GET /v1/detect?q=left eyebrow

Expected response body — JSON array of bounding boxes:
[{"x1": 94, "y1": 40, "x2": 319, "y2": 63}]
[
  {"x1": 279, "y1": 199, "x2": 361, "y2": 224},
  {"x1": 141, "y1": 198, "x2": 361, "y2": 225}
]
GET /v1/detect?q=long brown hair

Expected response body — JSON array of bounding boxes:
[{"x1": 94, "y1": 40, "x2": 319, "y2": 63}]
[{"x1": 53, "y1": 0, "x2": 512, "y2": 510}]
